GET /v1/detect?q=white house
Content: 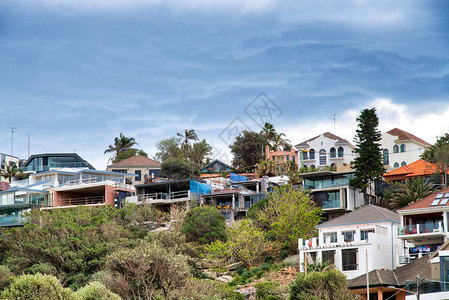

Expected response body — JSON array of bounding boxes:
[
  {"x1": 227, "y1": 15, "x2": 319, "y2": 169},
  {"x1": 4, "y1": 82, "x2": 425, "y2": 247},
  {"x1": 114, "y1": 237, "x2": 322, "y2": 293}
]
[
  {"x1": 295, "y1": 132, "x2": 356, "y2": 171},
  {"x1": 298, "y1": 205, "x2": 402, "y2": 279},
  {"x1": 380, "y1": 128, "x2": 430, "y2": 171}
]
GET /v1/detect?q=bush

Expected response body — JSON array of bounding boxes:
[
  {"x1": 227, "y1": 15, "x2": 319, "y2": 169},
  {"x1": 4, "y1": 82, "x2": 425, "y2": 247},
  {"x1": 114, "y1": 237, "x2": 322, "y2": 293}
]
[
  {"x1": 0, "y1": 265, "x2": 12, "y2": 290},
  {"x1": 168, "y1": 278, "x2": 244, "y2": 300},
  {"x1": 73, "y1": 281, "x2": 120, "y2": 300},
  {"x1": 289, "y1": 269, "x2": 354, "y2": 300},
  {"x1": 23, "y1": 262, "x2": 57, "y2": 275},
  {"x1": 181, "y1": 206, "x2": 226, "y2": 244},
  {"x1": 0, "y1": 273, "x2": 73, "y2": 300},
  {"x1": 254, "y1": 281, "x2": 284, "y2": 300}
]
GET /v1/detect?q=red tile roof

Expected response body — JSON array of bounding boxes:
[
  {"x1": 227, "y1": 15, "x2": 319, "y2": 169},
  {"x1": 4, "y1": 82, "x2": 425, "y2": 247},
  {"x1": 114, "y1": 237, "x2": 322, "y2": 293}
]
[
  {"x1": 383, "y1": 159, "x2": 438, "y2": 181},
  {"x1": 108, "y1": 155, "x2": 161, "y2": 167},
  {"x1": 386, "y1": 128, "x2": 431, "y2": 146},
  {"x1": 398, "y1": 187, "x2": 449, "y2": 211}
]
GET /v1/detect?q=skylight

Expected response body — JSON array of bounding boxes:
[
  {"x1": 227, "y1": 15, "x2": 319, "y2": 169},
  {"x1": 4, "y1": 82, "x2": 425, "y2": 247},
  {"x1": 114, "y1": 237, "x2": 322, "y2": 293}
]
[
  {"x1": 431, "y1": 193, "x2": 446, "y2": 206},
  {"x1": 440, "y1": 193, "x2": 449, "y2": 206}
]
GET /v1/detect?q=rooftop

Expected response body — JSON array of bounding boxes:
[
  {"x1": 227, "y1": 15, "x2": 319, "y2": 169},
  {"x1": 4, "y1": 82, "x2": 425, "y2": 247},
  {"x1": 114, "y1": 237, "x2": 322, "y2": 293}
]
[
  {"x1": 383, "y1": 159, "x2": 438, "y2": 180},
  {"x1": 295, "y1": 132, "x2": 353, "y2": 148},
  {"x1": 317, "y1": 204, "x2": 400, "y2": 227},
  {"x1": 107, "y1": 155, "x2": 161, "y2": 167},
  {"x1": 398, "y1": 186, "x2": 449, "y2": 211},
  {"x1": 386, "y1": 128, "x2": 431, "y2": 146}
]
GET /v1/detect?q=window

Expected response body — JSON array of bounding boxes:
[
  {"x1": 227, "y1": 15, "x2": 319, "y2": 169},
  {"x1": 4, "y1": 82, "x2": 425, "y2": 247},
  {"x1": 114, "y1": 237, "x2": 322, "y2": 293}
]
[
  {"x1": 323, "y1": 232, "x2": 337, "y2": 243},
  {"x1": 338, "y1": 147, "x2": 344, "y2": 158},
  {"x1": 319, "y1": 149, "x2": 326, "y2": 165},
  {"x1": 134, "y1": 170, "x2": 141, "y2": 181},
  {"x1": 306, "y1": 252, "x2": 317, "y2": 264},
  {"x1": 302, "y1": 150, "x2": 308, "y2": 160},
  {"x1": 360, "y1": 229, "x2": 375, "y2": 241},
  {"x1": 393, "y1": 145, "x2": 399, "y2": 153},
  {"x1": 330, "y1": 147, "x2": 336, "y2": 158},
  {"x1": 111, "y1": 169, "x2": 127, "y2": 173},
  {"x1": 394, "y1": 162, "x2": 399, "y2": 168},
  {"x1": 383, "y1": 149, "x2": 389, "y2": 165},
  {"x1": 401, "y1": 161, "x2": 407, "y2": 166},
  {"x1": 342, "y1": 249, "x2": 358, "y2": 271},
  {"x1": 342, "y1": 230, "x2": 355, "y2": 242},
  {"x1": 400, "y1": 144, "x2": 406, "y2": 153},
  {"x1": 322, "y1": 250, "x2": 335, "y2": 265},
  {"x1": 309, "y1": 149, "x2": 315, "y2": 160},
  {"x1": 292, "y1": 155, "x2": 295, "y2": 162},
  {"x1": 286, "y1": 155, "x2": 290, "y2": 161}
]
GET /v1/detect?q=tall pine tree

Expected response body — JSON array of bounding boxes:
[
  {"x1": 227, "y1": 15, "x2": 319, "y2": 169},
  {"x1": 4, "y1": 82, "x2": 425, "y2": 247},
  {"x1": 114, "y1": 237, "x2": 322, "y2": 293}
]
[{"x1": 351, "y1": 108, "x2": 385, "y2": 204}]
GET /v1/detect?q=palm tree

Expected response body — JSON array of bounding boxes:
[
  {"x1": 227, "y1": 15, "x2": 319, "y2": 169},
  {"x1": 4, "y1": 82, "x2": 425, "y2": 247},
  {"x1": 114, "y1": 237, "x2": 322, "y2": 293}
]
[
  {"x1": 177, "y1": 129, "x2": 198, "y2": 157},
  {"x1": 104, "y1": 133, "x2": 138, "y2": 161},
  {"x1": 189, "y1": 139, "x2": 212, "y2": 166},
  {"x1": 0, "y1": 163, "x2": 23, "y2": 183},
  {"x1": 255, "y1": 160, "x2": 278, "y2": 177},
  {"x1": 389, "y1": 178, "x2": 437, "y2": 210},
  {"x1": 260, "y1": 123, "x2": 277, "y2": 145}
]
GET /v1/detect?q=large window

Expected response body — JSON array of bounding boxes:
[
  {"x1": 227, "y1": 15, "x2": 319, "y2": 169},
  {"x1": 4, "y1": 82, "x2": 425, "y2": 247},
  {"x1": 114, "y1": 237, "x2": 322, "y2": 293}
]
[
  {"x1": 394, "y1": 162, "x2": 399, "y2": 168},
  {"x1": 393, "y1": 145, "x2": 399, "y2": 153},
  {"x1": 330, "y1": 147, "x2": 336, "y2": 158},
  {"x1": 342, "y1": 230, "x2": 355, "y2": 242},
  {"x1": 323, "y1": 191, "x2": 341, "y2": 209},
  {"x1": 309, "y1": 149, "x2": 315, "y2": 160},
  {"x1": 323, "y1": 232, "x2": 337, "y2": 243},
  {"x1": 322, "y1": 250, "x2": 335, "y2": 265},
  {"x1": 319, "y1": 149, "x2": 326, "y2": 165},
  {"x1": 302, "y1": 150, "x2": 308, "y2": 160},
  {"x1": 338, "y1": 147, "x2": 344, "y2": 158},
  {"x1": 383, "y1": 149, "x2": 389, "y2": 165},
  {"x1": 342, "y1": 249, "x2": 358, "y2": 271},
  {"x1": 135, "y1": 170, "x2": 141, "y2": 181},
  {"x1": 401, "y1": 161, "x2": 407, "y2": 166},
  {"x1": 360, "y1": 229, "x2": 375, "y2": 241},
  {"x1": 400, "y1": 144, "x2": 406, "y2": 153}
]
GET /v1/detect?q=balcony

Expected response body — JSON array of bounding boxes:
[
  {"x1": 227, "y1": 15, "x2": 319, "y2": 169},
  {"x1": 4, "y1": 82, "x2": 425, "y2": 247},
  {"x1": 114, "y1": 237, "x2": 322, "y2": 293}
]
[
  {"x1": 397, "y1": 221, "x2": 446, "y2": 243},
  {"x1": 299, "y1": 232, "x2": 373, "y2": 250},
  {"x1": 137, "y1": 190, "x2": 191, "y2": 205},
  {"x1": 322, "y1": 199, "x2": 341, "y2": 209}
]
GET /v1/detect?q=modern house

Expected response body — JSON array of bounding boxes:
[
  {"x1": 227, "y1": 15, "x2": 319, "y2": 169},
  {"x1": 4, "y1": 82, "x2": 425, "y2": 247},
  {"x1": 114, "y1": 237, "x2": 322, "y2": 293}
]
[
  {"x1": 0, "y1": 168, "x2": 134, "y2": 227},
  {"x1": 395, "y1": 187, "x2": 449, "y2": 264},
  {"x1": 134, "y1": 179, "x2": 211, "y2": 212},
  {"x1": 295, "y1": 132, "x2": 356, "y2": 171},
  {"x1": 383, "y1": 158, "x2": 441, "y2": 183},
  {"x1": 298, "y1": 205, "x2": 402, "y2": 280},
  {"x1": 381, "y1": 128, "x2": 430, "y2": 171},
  {"x1": 0, "y1": 153, "x2": 20, "y2": 181},
  {"x1": 21, "y1": 153, "x2": 95, "y2": 173},
  {"x1": 107, "y1": 155, "x2": 161, "y2": 185},
  {"x1": 299, "y1": 170, "x2": 368, "y2": 220},
  {"x1": 200, "y1": 159, "x2": 232, "y2": 174}
]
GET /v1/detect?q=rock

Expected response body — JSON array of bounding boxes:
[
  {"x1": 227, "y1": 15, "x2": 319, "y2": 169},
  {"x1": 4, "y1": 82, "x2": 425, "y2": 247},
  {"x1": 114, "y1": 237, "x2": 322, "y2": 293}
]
[
  {"x1": 236, "y1": 287, "x2": 256, "y2": 300},
  {"x1": 215, "y1": 275, "x2": 233, "y2": 284},
  {"x1": 202, "y1": 270, "x2": 217, "y2": 279},
  {"x1": 283, "y1": 254, "x2": 299, "y2": 265},
  {"x1": 224, "y1": 262, "x2": 243, "y2": 271}
]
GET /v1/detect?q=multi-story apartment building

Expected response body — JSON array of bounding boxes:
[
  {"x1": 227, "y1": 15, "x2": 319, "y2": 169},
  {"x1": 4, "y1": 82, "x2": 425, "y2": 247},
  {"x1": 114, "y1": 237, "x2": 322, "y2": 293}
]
[
  {"x1": 381, "y1": 128, "x2": 430, "y2": 171},
  {"x1": 299, "y1": 205, "x2": 402, "y2": 280}
]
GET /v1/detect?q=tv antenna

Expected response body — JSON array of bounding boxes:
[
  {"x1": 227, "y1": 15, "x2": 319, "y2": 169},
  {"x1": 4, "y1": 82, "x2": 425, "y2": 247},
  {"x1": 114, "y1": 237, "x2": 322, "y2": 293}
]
[
  {"x1": 329, "y1": 114, "x2": 336, "y2": 133},
  {"x1": 7, "y1": 127, "x2": 16, "y2": 156}
]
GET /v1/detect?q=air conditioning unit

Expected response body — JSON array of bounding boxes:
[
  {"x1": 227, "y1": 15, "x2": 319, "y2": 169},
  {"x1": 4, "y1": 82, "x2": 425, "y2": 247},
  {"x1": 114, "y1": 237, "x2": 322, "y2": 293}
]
[{"x1": 397, "y1": 255, "x2": 406, "y2": 265}]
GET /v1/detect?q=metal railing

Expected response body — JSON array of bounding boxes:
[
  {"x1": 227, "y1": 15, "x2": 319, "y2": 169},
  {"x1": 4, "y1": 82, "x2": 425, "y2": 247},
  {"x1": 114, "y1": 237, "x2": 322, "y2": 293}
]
[
  {"x1": 400, "y1": 221, "x2": 444, "y2": 235},
  {"x1": 137, "y1": 190, "x2": 190, "y2": 203},
  {"x1": 55, "y1": 196, "x2": 106, "y2": 207}
]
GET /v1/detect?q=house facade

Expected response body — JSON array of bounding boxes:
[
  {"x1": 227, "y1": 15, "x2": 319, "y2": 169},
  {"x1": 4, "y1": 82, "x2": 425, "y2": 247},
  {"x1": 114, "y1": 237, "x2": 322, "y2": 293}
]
[
  {"x1": 295, "y1": 132, "x2": 356, "y2": 171},
  {"x1": 0, "y1": 153, "x2": 20, "y2": 182},
  {"x1": 298, "y1": 205, "x2": 402, "y2": 280},
  {"x1": 200, "y1": 159, "x2": 232, "y2": 174},
  {"x1": 381, "y1": 128, "x2": 430, "y2": 171},
  {"x1": 107, "y1": 155, "x2": 161, "y2": 185},
  {"x1": 264, "y1": 146, "x2": 298, "y2": 169},
  {"x1": 22, "y1": 153, "x2": 95, "y2": 173},
  {"x1": 299, "y1": 170, "x2": 367, "y2": 220}
]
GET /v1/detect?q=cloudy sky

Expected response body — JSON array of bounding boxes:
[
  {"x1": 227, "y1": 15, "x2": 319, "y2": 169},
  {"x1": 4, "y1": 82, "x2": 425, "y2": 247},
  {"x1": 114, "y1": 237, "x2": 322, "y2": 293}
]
[{"x1": 1, "y1": 1, "x2": 449, "y2": 169}]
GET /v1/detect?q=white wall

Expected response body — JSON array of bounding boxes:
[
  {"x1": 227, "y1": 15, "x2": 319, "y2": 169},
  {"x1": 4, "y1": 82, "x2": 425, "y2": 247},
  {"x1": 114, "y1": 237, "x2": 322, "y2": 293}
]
[{"x1": 381, "y1": 133, "x2": 428, "y2": 171}]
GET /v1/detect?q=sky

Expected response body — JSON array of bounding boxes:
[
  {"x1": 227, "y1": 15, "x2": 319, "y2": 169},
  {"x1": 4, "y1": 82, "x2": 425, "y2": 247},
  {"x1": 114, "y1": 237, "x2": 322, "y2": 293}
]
[{"x1": 1, "y1": 0, "x2": 449, "y2": 169}]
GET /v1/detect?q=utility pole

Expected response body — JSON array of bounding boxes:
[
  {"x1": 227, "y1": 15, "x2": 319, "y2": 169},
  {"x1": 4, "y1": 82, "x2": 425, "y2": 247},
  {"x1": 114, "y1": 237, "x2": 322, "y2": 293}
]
[
  {"x1": 7, "y1": 127, "x2": 16, "y2": 156},
  {"x1": 366, "y1": 249, "x2": 369, "y2": 299}
]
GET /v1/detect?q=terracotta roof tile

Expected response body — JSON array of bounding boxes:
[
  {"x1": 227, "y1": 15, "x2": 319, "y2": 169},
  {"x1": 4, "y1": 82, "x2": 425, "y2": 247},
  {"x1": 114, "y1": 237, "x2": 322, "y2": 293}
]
[
  {"x1": 398, "y1": 186, "x2": 449, "y2": 211},
  {"x1": 386, "y1": 128, "x2": 431, "y2": 146},
  {"x1": 384, "y1": 159, "x2": 437, "y2": 181},
  {"x1": 108, "y1": 155, "x2": 161, "y2": 167}
]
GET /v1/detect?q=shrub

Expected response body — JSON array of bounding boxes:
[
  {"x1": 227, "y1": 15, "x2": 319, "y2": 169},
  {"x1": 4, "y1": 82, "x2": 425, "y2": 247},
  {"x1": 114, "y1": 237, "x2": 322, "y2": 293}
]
[
  {"x1": 254, "y1": 281, "x2": 284, "y2": 300},
  {"x1": 0, "y1": 273, "x2": 73, "y2": 300},
  {"x1": 23, "y1": 262, "x2": 57, "y2": 275},
  {"x1": 0, "y1": 265, "x2": 12, "y2": 290},
  {"x1": 168, "y1": 278, "x2": 244, "y2": 300},
  {"x1": 181, "y1": 206, "x2": 226, "y2": 244},
  {"x1": 73, "y1": 281, "x2": 120, "y2": 300}
]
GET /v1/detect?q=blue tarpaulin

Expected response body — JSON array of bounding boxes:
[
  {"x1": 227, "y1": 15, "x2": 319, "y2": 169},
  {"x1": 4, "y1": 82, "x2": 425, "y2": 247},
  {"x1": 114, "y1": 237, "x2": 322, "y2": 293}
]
[
  {"x1": 230, "y1": 173, "x2": 248, "y2": 182},
  {"x1": 190, "y1": 180, "x2": 212, "y2": 195}
]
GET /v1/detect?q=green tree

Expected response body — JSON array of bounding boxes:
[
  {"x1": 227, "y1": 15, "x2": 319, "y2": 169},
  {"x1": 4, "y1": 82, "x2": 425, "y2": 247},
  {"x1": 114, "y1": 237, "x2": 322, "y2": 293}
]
[
  {"x1": 154, "y1": 137, "x2": 184, "y2": 162},
  {"x1": 230, "y1": 131, "x2": 265, "y2": 171},
  {"x1": 203, "y1": 240, "x2": 231, "y2": 272},
  {"x1": 104, "y1": 133, "x2": 138, "y2": 161},
  {"x1": 351, "y1": 108, "x2": 385, "y2": 204},
  {"x1": 160, "y1": 158, "x2": 199, "y2": 180},
  {"x1": 177, "y1": 129, "x2": 199, "y2": 157},
  {"x1": 181, "y1": 206, "x2": 226, "y2": 244},
  {"x1": 389, "y1": 178, "x2": 437, "y2": 210},
  {"x1": 289, "y1": 269, "x2": 354, "y2": 300},
  {"x1": 0, "y1": 265, "x2": 12, "y2": 290},
  {"x1": 422, "y1": 133, "x2": 449, "y2": 163},
  {"x1": 256, "y1": 186, "x2": 322, "y2": 251},
  {"x1": 255, "y1": 160, "x2": 278, "y2": 177},
  {"x1": 0, "y1": 162, "x2": 23, "y2": 183},
  {"x1": 0, "y1": 274, "x2": 73, "y2": 300},
  {"x1": 227, "y1": 219, "x2": 266, "y2": 268},
  {"x1": 189, "y1": 139, "x2": 213, "y2": 166}
]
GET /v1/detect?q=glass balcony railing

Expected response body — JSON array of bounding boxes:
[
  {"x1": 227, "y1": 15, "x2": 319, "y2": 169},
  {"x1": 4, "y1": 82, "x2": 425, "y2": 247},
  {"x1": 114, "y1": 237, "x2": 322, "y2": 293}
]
[
  {"x1": 401, "y1": 221, "x2": 443, "y2": 235},
  {"x1": 21, "y1": 162, "x2": 90, "y2": 172},
  {"x1": 323, "y1": 199, "x2": 341, "y2": 209}
]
